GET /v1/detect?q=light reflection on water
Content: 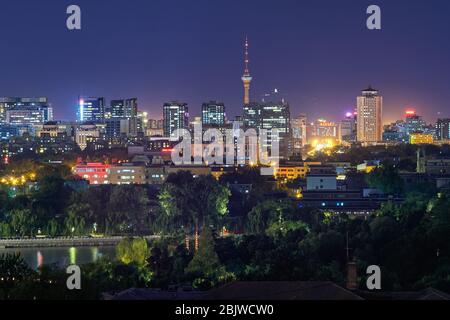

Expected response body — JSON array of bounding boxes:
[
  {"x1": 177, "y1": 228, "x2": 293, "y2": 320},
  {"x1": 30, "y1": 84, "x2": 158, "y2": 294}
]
[{"x1": 0, "y1": 246, "x2": 116, "y2": 270}]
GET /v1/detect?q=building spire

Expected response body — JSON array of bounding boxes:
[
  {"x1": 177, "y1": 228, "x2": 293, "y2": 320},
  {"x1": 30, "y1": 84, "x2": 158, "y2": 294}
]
[
  {"x1": 244, "y1": 35, "x2": 250, "y2": 76},
  {"x1": 241, "y1": 35, "x2": 253, "y2": 105}
]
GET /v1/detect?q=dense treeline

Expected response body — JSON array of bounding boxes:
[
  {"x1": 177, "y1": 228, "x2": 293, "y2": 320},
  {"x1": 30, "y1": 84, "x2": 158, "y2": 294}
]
[
  {"x1": 1, "y1": 185, "x2": 449, "y2": 299},
  {"x1": 0, "y1": 152, "x2": 449, "y2": 299}
]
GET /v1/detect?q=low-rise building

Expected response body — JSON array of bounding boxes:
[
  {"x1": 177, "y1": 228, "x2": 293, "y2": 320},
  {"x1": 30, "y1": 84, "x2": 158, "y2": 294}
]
[
  {"x1": 409, "y1": 133, "x2": 433, "y2": 145},
  {"x1": 275, "y1": 164, "x2": 309, "y2": 181},
  {"x1": 74, "y1": 162, "x2": 110, "y2": 185},
  {"x1": 108, "y1": 164, "x2": 147, "y2": 185},
  {"x1": 306, "y1": 165, "x2": 337, "y2": 191},
  {"x1": 426, "y1": 159, "x2": 450, "y2": 175},
  {"x1": 146, "y1": 165, "x2": 166, "y2": 184}
]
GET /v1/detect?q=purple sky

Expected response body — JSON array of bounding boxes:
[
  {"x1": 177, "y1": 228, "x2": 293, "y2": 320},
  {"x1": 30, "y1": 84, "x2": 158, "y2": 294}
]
[{"x1": 1, "y1": 0, "x2": 450, "y2": 124}]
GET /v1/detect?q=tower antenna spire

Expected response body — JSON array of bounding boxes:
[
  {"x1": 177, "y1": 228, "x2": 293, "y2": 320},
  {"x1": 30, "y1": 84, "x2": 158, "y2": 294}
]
[{"x1": 241, "y1": 35, "x2": 253, "y2": 105}]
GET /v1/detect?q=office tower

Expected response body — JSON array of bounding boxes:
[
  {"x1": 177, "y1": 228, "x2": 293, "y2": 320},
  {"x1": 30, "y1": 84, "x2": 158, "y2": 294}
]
[
  {"x1": 243, "y1": 101, "x2": 292, "y2": 158},
  {"x1": 242, "y1": 103, "x2": 262, "y2": 128},
  {"x1": 341, "y1": 112, "x2": 357, "y2": 142},
  {"x1": 404, "y1": 109, "x2": 427, "y2": 134},
  {"x1": 435, "y1": 118, "x2": 450, "y2": 140},
  {"x1": 202, "y1": 101, "x2": 225, "y2": 125},
  {"x1": 306, "y1": 119, "x2": 341, "y2": 150},
  {"x1": 356, "y1": 87, "x2": 383, "y2": 143},
  {"x1": 262, "y1": 88, "x2": 285, "y2": 104},
  {"x1": 77, "y1": 97, "x2": 106, "y2": 123},
  {"x1": 137, "y1": 111, "x2": 149, "y2": 133},
  {"x1": 109, "y1": 98, "x2": 138, "y2": 118},
  {"x1": 241, "y1": 36, "x2": 252, "y2": 105},
  {"x1": 163, "y1": 101, "x2": 189, "y2": 137},
  {"x1": 292, "y1": 114, "x2": 307, "y2": 153},
  {"x1": 105, "y1": 118, "x2": 127, "y2": 141},
  {"x1": 0, "y1": 97, "x2": 53, "y2": 125}
]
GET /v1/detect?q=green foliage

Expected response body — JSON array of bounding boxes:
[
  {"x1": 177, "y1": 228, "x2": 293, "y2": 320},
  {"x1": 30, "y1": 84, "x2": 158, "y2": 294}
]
[
  {"x1": 366, "y1": 164, "x2": 404, "y2": 195},
  {"x1": 0, "y1": 253, "x2": 34, "y2": 299},
  {"x1": 108, "y1": 185, "x2": 150, "y2": 234},
  {"x1": 246, "y1": 199, "x2": 299, "y2": 235},
  {"x1": 9, "y1": 208, "x2": 37, "y2": 237},
  {"x1": 116, "y1": 237, "x2": 150, "y2": 267},
  {"x1": 185, "y1": 227, "x2": 220, "y2": 277},
  {"x1": 157, "y1": 172, "x2": 230, "y2": 235},
  {"x1": 64, "y1": 211, "x2": 86, "y2": 236}
]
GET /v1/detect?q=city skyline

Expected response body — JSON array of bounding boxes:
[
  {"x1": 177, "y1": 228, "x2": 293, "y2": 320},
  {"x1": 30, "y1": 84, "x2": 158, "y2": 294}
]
[{"x1": 1, "y1": 0, "x2": 450, "y2": 123}]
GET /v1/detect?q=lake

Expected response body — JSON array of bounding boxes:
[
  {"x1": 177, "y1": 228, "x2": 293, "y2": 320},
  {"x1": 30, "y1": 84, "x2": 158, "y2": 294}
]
[{"x1": 0, "y1": 246, "x2": 117, "y2": 270}]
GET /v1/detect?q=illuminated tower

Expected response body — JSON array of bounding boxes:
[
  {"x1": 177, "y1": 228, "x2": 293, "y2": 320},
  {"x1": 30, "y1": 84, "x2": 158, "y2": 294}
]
[
  {"x1": 241, "y1": 36, "x2": 252, "y2": 105},
  {"x1": 357, "y1": 87, "x2": 382, "y2": 143}
]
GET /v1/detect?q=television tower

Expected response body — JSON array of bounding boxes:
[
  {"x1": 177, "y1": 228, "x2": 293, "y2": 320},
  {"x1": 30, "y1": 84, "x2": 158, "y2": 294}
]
[{"x1": 241, "y1": 36, "x2": 252, "y2": 105}]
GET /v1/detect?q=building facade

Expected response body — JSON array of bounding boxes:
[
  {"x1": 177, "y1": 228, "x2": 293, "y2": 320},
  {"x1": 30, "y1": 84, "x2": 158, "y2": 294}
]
[
  {"x1": 357, "y1": 87, "x2": 383, "y2": 143},
  {"x1": 202, "y1": 101, "x2": 225, "y2": 126},
  {"x1": 435, "y1": 118, "x2": 450, "y2": 141},
  {"x1": 77, "y1": 97, "x2": 106, "y2": 123},
  {"x1": 163, "y1": 102, "x2": 189, "y2": 137},
  {"x1": 242, "y1": 101, "x2": 292, "y2": 159}
]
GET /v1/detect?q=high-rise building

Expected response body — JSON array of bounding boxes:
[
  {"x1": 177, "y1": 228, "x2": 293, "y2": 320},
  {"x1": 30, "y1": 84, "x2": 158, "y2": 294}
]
[
  {"x1": 356, "y1": 87, "x2": 383, "y2": 143},
  {"x1": 77, "y1": 97, "x2": 106, "y2": 123},
  {"x1": 241, "y1": 37, "x2": 252, "y2": 105},
  {"x1": 291, "y1": 114, "x2": 307, "y2": 153},
  {"x1": 163, "y1": 101, "x2": 189, "y2": 137},
  {"x1": 0, "y1": 97, "x2": 53, "y2": 125},
  {"x1": 108, "y1": 98, "x2": 138, "y2": 118},
  {"x1": 341, "y1": 112, "x2": 357, "y2": 142},
  {"x1": 404, "y1": 109, "x2": 427, "y2": 134},
  {"x1": 435, "y1": 118, "x2": 450, "y2": 140},
  {"x1": 243, "y1": 101, "x2": 292, "y2": 158},
  {"x1": 202, "y1": 101, "x2": 225, "y2": 125}
]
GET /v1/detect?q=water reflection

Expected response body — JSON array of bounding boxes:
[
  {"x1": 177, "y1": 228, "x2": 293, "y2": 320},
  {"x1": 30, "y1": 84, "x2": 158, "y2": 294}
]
[
  {"x1": 0, "y1": 246, "x2": 116, "y2": 270},
  {"x1": 37, "y1": 250, "x2": 44, "y2": 268},
  {"x1": 70, "y1": 247, "x2": 77, "y2": 265}
]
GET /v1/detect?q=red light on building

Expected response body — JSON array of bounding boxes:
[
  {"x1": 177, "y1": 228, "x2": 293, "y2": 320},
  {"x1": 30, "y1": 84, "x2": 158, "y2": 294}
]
[
  {"x1": 405, "y1": 109, "x2": 416, "y2": 117},
  {"x1": 74, "y1": 162, "x2": 110, "y2": 185}
]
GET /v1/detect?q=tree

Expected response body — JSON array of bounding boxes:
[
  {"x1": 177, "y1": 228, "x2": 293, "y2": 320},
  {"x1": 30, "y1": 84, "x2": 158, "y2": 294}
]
[
  {"x1": 366, "y1": 164, "x2": 404, "y2": 195},
  {"x1": 45, "y1": 219, "x2": 59, "y2": 237},
  {"x1": 64, "y1": 211, "x2": 86, "y2": 236},
  {"x1": 32, "y1": 166, "x2": 71, "y2": 221},
  {"x1": 0, "y1": 253, "x2": 34, "y2": 299},
  {"x1": 9, "y1": 208, "x2": 36, "y2": 237},
  {"x1": 185, "y1": 227, "x2": 220, "y2": 277},
  {"x1": 158, "y1": 172, "x2": 230, "y2": 245},
  {"x1": 108, "y1": 185, "x2": 150, "y2": 235},
  {"x1": 116, "y1": 237, "x2": 150, "y2": 267},
  {"x1": 247, "y1": 200, "x2": 281, "y2": 234},
  {"x1": 246, "y1": 199, "x2": 298, "y2": 235}
]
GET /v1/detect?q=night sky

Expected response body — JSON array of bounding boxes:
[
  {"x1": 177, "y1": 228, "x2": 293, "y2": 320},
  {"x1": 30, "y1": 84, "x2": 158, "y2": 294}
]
[{"x1": 1, "y1": 0, "x2": 450, "y2": 123}]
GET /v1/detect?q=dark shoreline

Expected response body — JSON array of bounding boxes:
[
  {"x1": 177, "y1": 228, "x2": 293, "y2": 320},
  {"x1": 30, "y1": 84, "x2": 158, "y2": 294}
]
[{"x1": 0, "y1": 236, "x2": 160, "y2": 249}]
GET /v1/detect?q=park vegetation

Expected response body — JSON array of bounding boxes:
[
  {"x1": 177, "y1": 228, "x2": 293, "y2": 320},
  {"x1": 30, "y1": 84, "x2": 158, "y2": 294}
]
[{"x1": 0, "y1": 145, "x2": 449, "y2": 299}]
